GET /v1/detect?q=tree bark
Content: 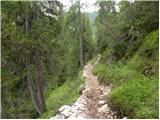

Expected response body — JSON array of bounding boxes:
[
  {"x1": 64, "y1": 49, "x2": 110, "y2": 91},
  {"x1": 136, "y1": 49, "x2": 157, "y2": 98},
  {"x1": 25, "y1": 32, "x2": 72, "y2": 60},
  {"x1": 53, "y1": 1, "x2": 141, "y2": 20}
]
[
  {"x1": 34, "y1": 5, "x2": 46, "y2": 113},
  {"x1": 26, "y1": 55, "x2": 43, "y2": 115},
  {"x1": 34, "y1": 47, "x2": 46, "y2": 113},
  {"x1": 78, "y1": 0, "x2": 84, "y2": 68},
  {"x1": 25, "y1": 14, "x2": 46, "y2": 115}
]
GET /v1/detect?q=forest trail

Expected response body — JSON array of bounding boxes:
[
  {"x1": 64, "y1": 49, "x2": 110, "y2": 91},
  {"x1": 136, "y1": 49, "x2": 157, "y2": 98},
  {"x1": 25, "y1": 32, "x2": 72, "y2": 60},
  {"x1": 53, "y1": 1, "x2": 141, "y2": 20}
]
[{"x1": 51, "y1": 55, "x2": 117, "y2": 119}]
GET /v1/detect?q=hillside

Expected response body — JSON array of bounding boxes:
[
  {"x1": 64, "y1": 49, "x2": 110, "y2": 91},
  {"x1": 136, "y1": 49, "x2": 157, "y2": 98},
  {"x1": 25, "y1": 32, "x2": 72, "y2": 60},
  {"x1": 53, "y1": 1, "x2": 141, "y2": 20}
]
[
  {"x1": 93, "y1": 30, "x2": 159, "y2": 118},
  {"x1": 1, "y1": 0, "x2": 159, "y2": 119}
]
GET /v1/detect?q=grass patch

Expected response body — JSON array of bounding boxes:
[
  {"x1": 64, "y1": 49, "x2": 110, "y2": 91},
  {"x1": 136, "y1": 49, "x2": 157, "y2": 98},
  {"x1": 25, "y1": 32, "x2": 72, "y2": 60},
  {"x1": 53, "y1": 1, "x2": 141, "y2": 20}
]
[
  {"x1": 94, "y1": 63, "x2": 158, "y2": 118},
  {"x1": 39, "y1": 71, "x2": 85, "y2": 119},
  {"x1": 93, "y1": 30, "x2": 159, "y2": 118},
  {"x1": 93, "y1": 63, "x2": 141, "y2": 87},
  {"x1": 109, "y1": 75, "x2": 158, "y2": 118}
]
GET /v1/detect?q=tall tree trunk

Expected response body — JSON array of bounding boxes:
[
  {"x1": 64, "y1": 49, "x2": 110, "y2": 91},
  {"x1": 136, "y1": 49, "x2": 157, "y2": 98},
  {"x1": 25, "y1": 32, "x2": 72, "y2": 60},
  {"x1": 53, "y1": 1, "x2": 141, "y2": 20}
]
[
  {"x1": 25, "y1": 16, "x2": 45, "y2": 115},
  {"x1": 26, "y1": 55, "x2": 43, "y2": 115},
  {"x1": 34, "y1": 5, "x2": 46, "y2": 113},
  {"x1": 78, "y1": 0, "x2": 84, "y2": 68},
  {"x1": 34, "y1": 47, "x2": 46, "y2": 113}
]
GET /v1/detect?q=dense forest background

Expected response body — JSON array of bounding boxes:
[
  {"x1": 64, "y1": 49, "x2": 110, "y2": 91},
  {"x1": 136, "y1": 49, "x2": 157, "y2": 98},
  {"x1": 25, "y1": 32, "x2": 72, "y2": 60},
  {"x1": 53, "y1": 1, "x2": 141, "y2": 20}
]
[{"x1": 1, "y1": 0, "x2": 159, "y2": 119}]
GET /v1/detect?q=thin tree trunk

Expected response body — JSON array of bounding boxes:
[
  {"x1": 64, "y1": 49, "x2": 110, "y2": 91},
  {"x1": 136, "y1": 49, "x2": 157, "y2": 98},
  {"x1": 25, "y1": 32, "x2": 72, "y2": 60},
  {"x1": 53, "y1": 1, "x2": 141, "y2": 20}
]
[
  {"x1": 34, "y1": 47, "x2": 46, "y2": 113},
  {"x1": 26, "y1": 55, "x2": 43, "y2": 115},
  {"x1": 25, "y1": 16, "x2": 44, "y2": 115},
  {"x1": 34, "y1": 6, "x2": 46, "y2": 113},
  {"x1": 78, "y1": 0, "x2": 84, "y2": 68}
]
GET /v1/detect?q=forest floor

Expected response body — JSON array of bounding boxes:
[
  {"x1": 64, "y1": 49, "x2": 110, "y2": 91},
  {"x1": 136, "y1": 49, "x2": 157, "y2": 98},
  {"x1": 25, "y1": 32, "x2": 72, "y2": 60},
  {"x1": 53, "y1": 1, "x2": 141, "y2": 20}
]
[{"x1": 51, "y1": 56, "x2": 117, "y2": 119}]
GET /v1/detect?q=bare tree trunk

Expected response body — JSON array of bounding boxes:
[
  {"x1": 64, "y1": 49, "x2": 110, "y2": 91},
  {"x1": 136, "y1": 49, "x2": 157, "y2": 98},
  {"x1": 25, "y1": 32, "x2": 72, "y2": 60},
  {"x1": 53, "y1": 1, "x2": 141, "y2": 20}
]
[
  {"x1": 78, "y1": 0, "x2": 84, "y2": 68},
  {"x1": 34, "y1": 47, "x2": 46, "y2": 113}
]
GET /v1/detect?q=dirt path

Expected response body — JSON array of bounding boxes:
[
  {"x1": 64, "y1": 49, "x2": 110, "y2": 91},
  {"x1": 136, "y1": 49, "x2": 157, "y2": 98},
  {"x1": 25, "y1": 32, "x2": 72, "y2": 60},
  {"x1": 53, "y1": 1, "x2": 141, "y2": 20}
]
[
  {"x1": 83, "y1": 63, "x2": 117, "y2": 119},
  {"x1": 51, "y1": 55, "x2": 117, "y2": 119}
]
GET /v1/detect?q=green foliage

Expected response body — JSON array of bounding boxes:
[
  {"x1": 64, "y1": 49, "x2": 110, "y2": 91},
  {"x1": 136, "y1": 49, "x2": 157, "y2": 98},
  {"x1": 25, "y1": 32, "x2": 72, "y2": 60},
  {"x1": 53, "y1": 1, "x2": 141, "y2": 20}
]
[
  {"x1": 40, "y1": 72, "x2": 85, "y2": 118},
  {"x1": 94, "y1": 63, "x2": 158, "y2": 118},
  {"x1": 109, "y1": 76, "x2": 158, "y2": 118},
  {"x1": 2, "y1": 0, "x2": 159, "y2": 119},
  {"x1": 96, "y1": 0, "x2": 158, "y2": 62},
  {"x1": 2, "y1": 0, "x2": 93, "y2": 118},
  {"x1": 88, "y1": 54, "x2": 99, "y2": 64},
  {"x1": 1, "y1": 69, "x2": 38, "y2": 118},
  {"x1": 62, "y1": 2, "x2": 93, "y2": 78},
  {"x1": 128, "y1": 30, "x2": 159, "y2": 76},
  {"x1": 2, "y1": 1, "x2": 64, "y2": 118},
  {"x1": 93, "y1": 30, "x2": 159, "y2": 118},
  {"x1": 2, "y1": 69, "x2": 20, "y2": 88},
  {"x1": 93, "y1": 64, "x2": 139, "y2": 86},
  {"x1": 95, "y1": 0, "x2": 117, "y2": 53}
]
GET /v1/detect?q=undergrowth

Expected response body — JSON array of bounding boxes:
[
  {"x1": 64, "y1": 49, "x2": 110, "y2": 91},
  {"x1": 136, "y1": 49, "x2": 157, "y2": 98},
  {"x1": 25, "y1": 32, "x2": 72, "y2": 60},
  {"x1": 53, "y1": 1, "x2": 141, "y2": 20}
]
[
  {"x1": 93, "y1": 30, "x2": 159, "y2": 118},
  {"x1": 40, "y1": 71, "x2": 85, "y2": 118}
]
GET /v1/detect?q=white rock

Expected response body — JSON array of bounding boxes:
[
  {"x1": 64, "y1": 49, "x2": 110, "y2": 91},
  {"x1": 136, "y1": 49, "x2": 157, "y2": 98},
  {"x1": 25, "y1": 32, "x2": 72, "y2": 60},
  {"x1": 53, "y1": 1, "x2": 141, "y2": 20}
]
[
  {"x1": 123, "y1": 117, "x2": 127, "y2": 119},
  {"x1": 50, "y1": 114, "x2": 66, "y2": 119},
  {"x1": 59, "y1": 105, "x2": 72, "y2": 117},
  {"x1": 61, "y1": 110, "x2": 72, "y2": 117},
  {"x1": 78, "y1": 107, "x2": 85, "y2": 111},
  {"x1": 69, "y1": 111, "x2": 77, "y2": 117},
  {"x1": 68, "y1": 116, "x2": 86, "y2": 119},
  {"x1": 59, "y1": 105, "x2": 71, "y2": 112},
  {"x1": 99, "y1": 100, "x2": 106, "y2": 105},
  {"x1": 98, "y1": 104, "x2": 109, "y2": 113},
  {"x1": 70, "y1": 106, "x2": 78, "y2": 113}
]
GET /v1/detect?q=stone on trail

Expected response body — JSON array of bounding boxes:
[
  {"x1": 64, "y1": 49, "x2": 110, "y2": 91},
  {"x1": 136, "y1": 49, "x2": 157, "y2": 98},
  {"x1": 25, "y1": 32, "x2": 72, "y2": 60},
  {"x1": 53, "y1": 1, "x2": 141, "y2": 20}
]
[
  {"x1": 58, "y1": 105, "x2": 72, "y2": 117},
  {"x1": 68, "y1": 116, "x2": 86, "y2": 119},
  {"x1": 50, "y1": 114, "x2": 66, "y2": 119},
  {"x1": 51, "y1": 58, "x2": 118, "y2": 119},
  {"x1": 58, "y1": 105, "x2": 71, "y2": 112},
  {"x1": 98, "y1": 104, "x2": 109, "y2": 113},
  {"x1": 123, "y1": 117, "x2": 128, "y2": 119},
  {"x1": 99, "y1": 100, "x2": 106, "y2": 105}
]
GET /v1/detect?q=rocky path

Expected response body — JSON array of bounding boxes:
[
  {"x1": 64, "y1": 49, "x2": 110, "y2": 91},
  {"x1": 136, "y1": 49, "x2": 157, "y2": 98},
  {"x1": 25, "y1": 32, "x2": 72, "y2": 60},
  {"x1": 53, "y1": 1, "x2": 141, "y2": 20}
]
[{"x1": 50, "y1": 55, "x2": 117, "y2": 119}]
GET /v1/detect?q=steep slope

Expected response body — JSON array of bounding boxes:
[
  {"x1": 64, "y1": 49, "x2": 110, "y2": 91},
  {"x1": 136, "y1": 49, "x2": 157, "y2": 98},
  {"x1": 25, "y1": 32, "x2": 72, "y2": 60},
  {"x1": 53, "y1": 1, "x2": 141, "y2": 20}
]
[
  {"x1": 93, "y1": 30, "x2": 159, "y2": 118},
  {"x1": 51, "y1": 55, "x2": 118, "y2": 119}
]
